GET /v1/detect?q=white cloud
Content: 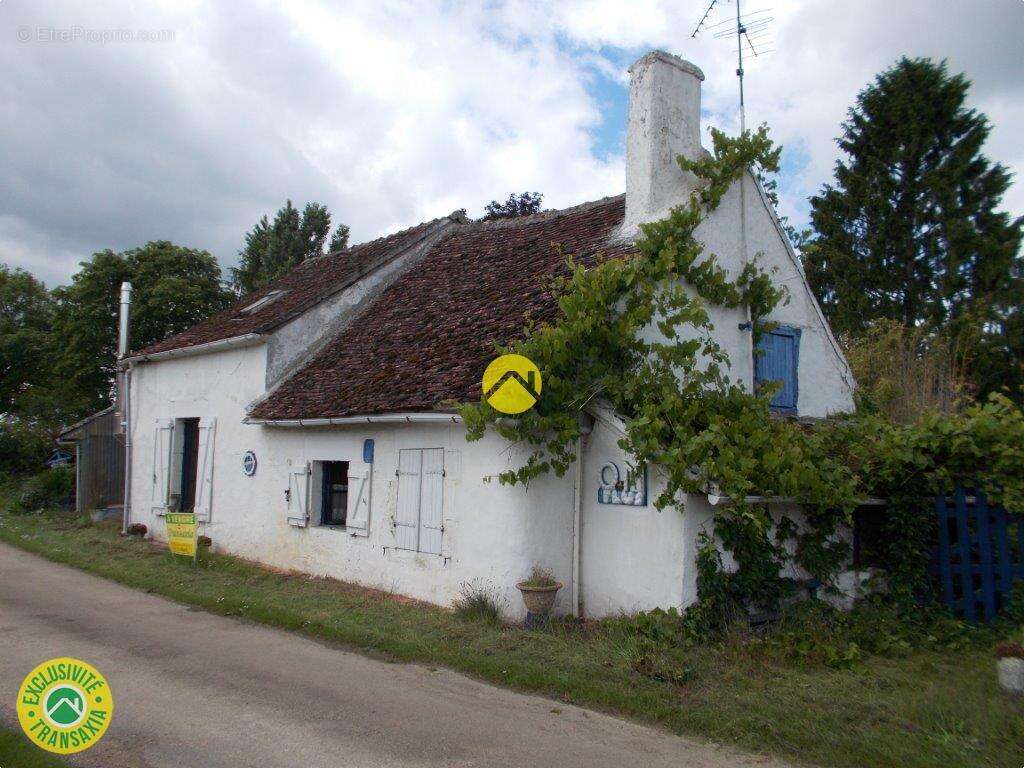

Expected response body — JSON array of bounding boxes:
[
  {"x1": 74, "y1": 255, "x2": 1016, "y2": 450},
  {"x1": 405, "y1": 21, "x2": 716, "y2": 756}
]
[{"x1": 0, "y1": 0, "x2": 1020, "y2": 287}]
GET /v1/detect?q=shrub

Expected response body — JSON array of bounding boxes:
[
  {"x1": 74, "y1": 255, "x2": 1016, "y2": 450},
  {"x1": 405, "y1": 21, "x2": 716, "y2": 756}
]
[
  {"x1": 453, "y1": 581, "x2": 504, "y2": 625},
  {"x1": 17, "y1": 467, "x2": 74, "y2": 511},
  {"x1": 518, "y1": 566, "x2": 559, "y2": 589},
  {"x1": 0, "y1": 419, "x2": 56, "y2": 477},
  {"x1": 842, "y1": 319, "x2": 970, "y2": 423}
]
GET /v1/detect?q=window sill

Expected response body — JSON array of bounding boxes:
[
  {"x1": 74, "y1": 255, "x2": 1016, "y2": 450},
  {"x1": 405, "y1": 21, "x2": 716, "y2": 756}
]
[{"x1": 382, "y1": 547, "x2": 450, "y2": 564}]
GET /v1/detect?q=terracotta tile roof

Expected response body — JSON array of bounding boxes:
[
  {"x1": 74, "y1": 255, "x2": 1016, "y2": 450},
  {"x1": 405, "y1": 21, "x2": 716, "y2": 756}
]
[
  {"x1": 133, "y1": 213, "x2": 464, "y2": 357},
  {"x1": 249, "y1": 195, "x2": 632, "y2": 421}
]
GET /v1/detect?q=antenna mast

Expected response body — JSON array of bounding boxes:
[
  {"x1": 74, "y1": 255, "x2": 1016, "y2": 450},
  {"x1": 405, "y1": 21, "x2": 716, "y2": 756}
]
[
  {"x1": 692, "y1": 1, "x2": 774, "y2": 134},
  {"x1": 736, "y1": 0, "x2": 745, "y2": 133}
]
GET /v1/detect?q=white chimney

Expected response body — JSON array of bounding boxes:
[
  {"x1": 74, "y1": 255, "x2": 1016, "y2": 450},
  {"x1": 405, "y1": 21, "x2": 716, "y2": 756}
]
[
  {"x1": 118, "y1": 281, "x2": 132, "y2": 359},
  {"x1": 620, "y1": 50, "x2": 706, "y2": 238}
]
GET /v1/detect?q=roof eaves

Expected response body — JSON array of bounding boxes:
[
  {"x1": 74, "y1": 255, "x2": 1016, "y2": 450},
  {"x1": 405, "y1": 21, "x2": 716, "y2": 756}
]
[
  {"x1": 58, "y1": 404, "x2": 118, "y2": 441},
  {"x1": 123, "y1": 332, "x2": 265, "y2": 365}
]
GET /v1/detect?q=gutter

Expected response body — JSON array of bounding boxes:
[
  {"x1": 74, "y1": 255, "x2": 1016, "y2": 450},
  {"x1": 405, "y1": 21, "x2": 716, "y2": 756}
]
[
  {"x1": 121, "y1": 333, "x2": 264, "y2": 366},
  {"x1": 245, "y1": 412, "x2": 463, "y2": 427}
]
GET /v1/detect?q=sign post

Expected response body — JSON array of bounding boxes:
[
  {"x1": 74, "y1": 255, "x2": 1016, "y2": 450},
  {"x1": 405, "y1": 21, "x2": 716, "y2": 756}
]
[{"x1": 164, "y1": 512, "x2": 198, "y2": 563}]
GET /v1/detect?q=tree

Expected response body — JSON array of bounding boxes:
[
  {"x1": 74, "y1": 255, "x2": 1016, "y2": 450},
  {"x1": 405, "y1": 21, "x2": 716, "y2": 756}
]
[
  {"x1": 232, "y1": 201, "x2": 350, "y2": 294},
  {"x1": 804, "y1": 58, "x2": 1023, "y2": 398},
  {"x1": 51, "y1": 241, "x2": 234, "y2": 419},
  {"x1": 483, "y1": 192, "x2": 543, "y2": 220},
  {"x1": 0, "y1": 265, "x2": 55, "y2": 417},
  {"x1": 328, "y1": 223, "x2": 350, "y2": 252}
]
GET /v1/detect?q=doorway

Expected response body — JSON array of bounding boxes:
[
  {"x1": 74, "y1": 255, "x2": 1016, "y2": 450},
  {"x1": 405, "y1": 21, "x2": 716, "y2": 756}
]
[{"x1": 178, "y1": 418, "x2": 200, "y2": 512}]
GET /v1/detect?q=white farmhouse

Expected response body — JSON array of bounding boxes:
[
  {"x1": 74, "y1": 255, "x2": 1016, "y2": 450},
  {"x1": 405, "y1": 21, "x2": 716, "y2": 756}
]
[{"x1": 120, "y1": 50, "x2": 854, "y2": 619}]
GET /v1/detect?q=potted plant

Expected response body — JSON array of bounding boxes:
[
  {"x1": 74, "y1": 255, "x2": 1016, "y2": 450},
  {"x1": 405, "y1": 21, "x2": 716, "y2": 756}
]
[
  {"x1": 996, "y1": 640, "x2": 1024, "y2": 695},
  {"x1": 516, "y1": 567, "x2": 562, "y2": 627}
]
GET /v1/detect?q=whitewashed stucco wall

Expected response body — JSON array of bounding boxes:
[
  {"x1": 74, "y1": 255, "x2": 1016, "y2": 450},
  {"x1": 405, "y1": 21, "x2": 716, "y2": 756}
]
[
  {"x1": 578, "y1": 414, "x2": 688, "y2": 617},
  {"x1": 127, "y1": 345, "x2": 577, "y2": 620},
  {"x1": 621, "y1": 50, "x2": 854, "y2": 419},
  {"x1": 636, "y1": 171, "x2": 855, "y2": 419}
]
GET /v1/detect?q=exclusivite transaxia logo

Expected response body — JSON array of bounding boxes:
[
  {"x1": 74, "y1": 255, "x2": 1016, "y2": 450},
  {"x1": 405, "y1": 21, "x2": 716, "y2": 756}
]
[{"x1": 16, "y1": 657, "x2": 114, "y2": 754}]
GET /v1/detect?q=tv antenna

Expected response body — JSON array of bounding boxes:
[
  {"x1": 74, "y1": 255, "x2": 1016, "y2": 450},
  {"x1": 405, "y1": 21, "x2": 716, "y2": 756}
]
[{"x1": 691, "y1": 1, "x2": 775, "y2": 133}]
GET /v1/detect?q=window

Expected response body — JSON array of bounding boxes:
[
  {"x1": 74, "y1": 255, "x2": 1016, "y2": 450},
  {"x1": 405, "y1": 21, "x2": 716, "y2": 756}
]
[
  {"x1": 291, "y1": 459, "x2": 370, "y2": 535},
  {"x1": 319, "y1": 461, "x2": 349, "y2": 526},
  {"x1": 754, "y1": 326, "x2": 801, "y2": 415},
  {"x1": 394, "y1": 448, "x2": 444, "y2": 554},
  {"x1": 234, "y1": 289, "x2": 286, "y2": 318},
  {"x1": 852, "y1": 505, "x2": 886, "y2": 569}
]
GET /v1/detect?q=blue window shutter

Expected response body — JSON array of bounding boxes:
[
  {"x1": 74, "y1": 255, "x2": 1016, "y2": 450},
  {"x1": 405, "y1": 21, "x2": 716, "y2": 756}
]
[{"x1": 754, "y1": 326, "x2": 801, "y2": 414}]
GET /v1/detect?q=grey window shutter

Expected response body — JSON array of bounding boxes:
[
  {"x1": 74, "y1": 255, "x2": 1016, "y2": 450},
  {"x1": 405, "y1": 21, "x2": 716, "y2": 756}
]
[
  {"x1": 418, "y1": 449, "x2": 444, "y2": 555},
  {"x1": 151, "y1": 419, "x2": 173, "y2": 516},
  {"x1": 346, "y1": 466, "x2": 371, "y2": 537},
  {"x1": 286, "y1": 463, "x2": 310, "y2": 527},
  {"x1": 194, "y1": 418, "x2": 217, "y2": 523},
  {"x1": 394, "y1": 449, "x2": 421, "y2": 551}
]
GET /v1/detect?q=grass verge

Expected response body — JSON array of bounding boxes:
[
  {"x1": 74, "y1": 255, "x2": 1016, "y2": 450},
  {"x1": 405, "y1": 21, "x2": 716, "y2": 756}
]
[
  {"x1": 1, "y1": 509, "x2": 1022, "y2": 768},
  {"x1": 0, "y1": 723, "x2": 70, "y2": 767}
]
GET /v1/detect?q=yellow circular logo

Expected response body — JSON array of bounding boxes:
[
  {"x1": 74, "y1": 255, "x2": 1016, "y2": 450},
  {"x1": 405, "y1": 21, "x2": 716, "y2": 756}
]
[
  {"x1": 482, "y1": 354, "x2": 542, "y2": 414},
  {"x1": 16, "y1": 658, "x2": 114, "y2": 755}
]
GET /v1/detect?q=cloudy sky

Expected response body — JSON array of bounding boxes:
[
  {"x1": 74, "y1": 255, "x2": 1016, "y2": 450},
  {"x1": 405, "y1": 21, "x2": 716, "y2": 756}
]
[{"x1": 2, "y1": 0, "x2": 1022, "y2": 288}]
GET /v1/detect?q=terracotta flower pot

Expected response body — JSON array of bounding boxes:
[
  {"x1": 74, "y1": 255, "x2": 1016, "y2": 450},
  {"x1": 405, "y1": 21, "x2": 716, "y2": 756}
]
[
  {"x1": 998, "y1": 657, "x2": 1024, "y2": 695},
  {"x1": 516, "y1": 581, "x2": 563, "y2": 617}
]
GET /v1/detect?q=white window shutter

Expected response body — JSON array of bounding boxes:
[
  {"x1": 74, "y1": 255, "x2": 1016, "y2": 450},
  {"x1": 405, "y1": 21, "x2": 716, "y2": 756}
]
[
  {"x1": 394, "y1": 449, "x2": 421, "y2": 551},
  {"x1": 419, "y1": 449, "x2": 444, "y2": 555},
  {"x1": 286, "y1": 463, "x2": 310, "y2": 527},
  {"x1": 194, "y1": 418, "x2": 216, "y2": 522},
  {"x1": 346, "y1": 466, "x2": 371, "y2": 537},
  {"x1": 151, "y1": 419, "x2": 173, "y2": 516}
]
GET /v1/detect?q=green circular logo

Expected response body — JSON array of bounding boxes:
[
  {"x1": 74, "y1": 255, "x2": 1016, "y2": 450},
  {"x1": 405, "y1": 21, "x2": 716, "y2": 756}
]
[{"x1": 44, "y1": 685, "x2": 86, "y2": 728}]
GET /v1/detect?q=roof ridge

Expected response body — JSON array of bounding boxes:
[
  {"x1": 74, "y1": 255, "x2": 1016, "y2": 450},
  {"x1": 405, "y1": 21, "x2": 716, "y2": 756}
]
[
  {"x1": 465, "y1": 194, "x2": 625, "y2": 231},
  {"x1": 319, "y1": 209, "x2": 468, "y2": 261}
]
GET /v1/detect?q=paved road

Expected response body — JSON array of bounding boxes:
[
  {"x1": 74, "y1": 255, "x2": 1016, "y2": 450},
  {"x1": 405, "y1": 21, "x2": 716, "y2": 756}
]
[{"x1": 0, "y1": 543, "x2": 791, "y2": 768}]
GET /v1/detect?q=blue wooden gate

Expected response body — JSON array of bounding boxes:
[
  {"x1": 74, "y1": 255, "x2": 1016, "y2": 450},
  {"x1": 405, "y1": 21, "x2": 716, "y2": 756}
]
[{"x1": 934, "y1": 488, "x2": 1023, "y2": 623}]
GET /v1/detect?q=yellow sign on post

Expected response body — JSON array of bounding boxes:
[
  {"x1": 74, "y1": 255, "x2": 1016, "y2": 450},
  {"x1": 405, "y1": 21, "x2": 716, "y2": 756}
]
[{"x1": 165, "y1": 512, "x2": 198, "y2": 561}]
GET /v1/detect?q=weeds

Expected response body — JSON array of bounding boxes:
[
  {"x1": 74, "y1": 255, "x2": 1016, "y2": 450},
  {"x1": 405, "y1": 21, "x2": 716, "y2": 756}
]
[{"x1": 453, "y1": 581, "x2": 504, "y2": 626}]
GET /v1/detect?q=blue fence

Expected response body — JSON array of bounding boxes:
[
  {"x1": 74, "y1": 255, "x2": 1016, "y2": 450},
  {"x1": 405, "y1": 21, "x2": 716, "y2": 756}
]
[{"x1": 933, "y1": 488, "x2": 1022, "y2": 623}]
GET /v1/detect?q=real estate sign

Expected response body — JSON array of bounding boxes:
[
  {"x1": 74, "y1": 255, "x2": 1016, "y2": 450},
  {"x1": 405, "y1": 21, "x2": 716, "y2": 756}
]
[{"x1": 164, "y1": 512, "x2": 198, "y2": 561}]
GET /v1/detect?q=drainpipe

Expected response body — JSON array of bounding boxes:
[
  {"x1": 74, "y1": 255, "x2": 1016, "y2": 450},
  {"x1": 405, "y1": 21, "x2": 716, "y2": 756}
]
[
  {"x1": 572, "y1": 413, "x2": 593, "y2": 618},
  {"x1": 572, "y1": 435, "x2": 583, "y2": 617},
  {"x1": 119, "y1": 282, "x2": 132, "y2": 534}
]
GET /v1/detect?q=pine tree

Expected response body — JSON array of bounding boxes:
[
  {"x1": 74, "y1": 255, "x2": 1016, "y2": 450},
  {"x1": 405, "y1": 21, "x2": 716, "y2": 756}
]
[
  {"x1": 805, "y1": 57, "x2": 1023, "y2": 398},
  {"x1": 232, "y1": 201, "x2": 349, "y2": 294}
]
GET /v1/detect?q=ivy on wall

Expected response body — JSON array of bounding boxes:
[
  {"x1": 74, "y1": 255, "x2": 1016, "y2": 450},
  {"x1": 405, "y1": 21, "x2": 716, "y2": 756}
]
[{"x1": 460, "y1": 126, "x2": 1024, "y2": 625}]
